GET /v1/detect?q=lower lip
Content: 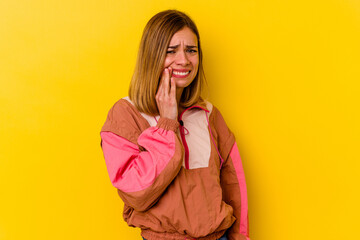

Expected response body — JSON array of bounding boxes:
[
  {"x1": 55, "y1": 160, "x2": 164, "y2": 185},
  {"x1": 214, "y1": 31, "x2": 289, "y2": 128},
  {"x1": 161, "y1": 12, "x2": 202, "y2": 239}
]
[{"x1": 172, "y1": 71, "x2": 190, "y2": 78}]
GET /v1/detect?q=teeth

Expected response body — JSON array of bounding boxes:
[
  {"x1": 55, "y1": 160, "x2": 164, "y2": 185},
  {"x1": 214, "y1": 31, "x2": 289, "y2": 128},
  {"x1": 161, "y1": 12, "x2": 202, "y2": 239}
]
[{"x1": 173, "y1": 71, "x2": 190, "y2": 76}]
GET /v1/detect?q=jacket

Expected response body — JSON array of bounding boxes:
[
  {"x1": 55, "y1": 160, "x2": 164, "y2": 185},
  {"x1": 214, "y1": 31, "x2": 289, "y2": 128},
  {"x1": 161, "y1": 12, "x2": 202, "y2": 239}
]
[{"x1": 100, "y1": 96, "x2": 250, "y2": 240}]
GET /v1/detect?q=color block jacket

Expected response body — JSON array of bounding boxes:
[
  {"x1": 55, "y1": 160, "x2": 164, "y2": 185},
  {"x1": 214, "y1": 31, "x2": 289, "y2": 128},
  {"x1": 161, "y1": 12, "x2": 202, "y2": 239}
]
[{"x1": 100, "y1": 97, "x2": 250, "y2": 240}]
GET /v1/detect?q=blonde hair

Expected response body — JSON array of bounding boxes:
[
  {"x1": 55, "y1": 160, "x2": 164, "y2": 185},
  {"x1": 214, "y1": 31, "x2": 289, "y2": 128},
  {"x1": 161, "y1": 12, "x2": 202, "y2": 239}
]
[{"x1": 128, "y1": 10, "x2": 206, "y2": 116}]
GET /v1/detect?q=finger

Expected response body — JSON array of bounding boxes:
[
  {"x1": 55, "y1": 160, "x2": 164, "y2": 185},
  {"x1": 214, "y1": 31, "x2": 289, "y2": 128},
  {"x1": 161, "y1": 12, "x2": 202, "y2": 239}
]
[
  {"x1": 156, "y1": 85, "x2": 163, "y2": 101},
  {"x1": 156, "y1": 80, "x2": 162, "y2": 97},
  {"x1": 170, "y1": 77, "x2": 176, "y2": 100},
  {"x1": 157, "y1": 68, "x2": 167, "y2": 96},
  {"x1": 163, "y1": 68, "x2": 170, "y2": 95},
  {"x1": 168, "y1": 67, "x2": 172, "y2": 79},
  {"x1": 168, "y1": 67, "x2": 172, "y2": 94}
]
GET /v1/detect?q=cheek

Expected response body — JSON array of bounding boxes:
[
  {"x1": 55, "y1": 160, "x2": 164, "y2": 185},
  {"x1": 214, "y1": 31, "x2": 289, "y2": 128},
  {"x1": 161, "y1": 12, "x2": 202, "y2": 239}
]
[
  {"x1": 163, "y1": 57, "x2": 172, "y2": 68},
  {"x1": 191, "y1": 58, "x2": 199, "y2": 71},
  {"x1": 190, "y1": 55, "x2": 199, "y2": 64}
]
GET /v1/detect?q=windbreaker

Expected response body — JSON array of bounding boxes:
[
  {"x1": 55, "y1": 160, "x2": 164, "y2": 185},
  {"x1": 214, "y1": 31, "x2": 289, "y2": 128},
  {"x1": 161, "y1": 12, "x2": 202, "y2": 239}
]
[{"x1": 100, "y1": 96, "x2": 250, "y2": 240}]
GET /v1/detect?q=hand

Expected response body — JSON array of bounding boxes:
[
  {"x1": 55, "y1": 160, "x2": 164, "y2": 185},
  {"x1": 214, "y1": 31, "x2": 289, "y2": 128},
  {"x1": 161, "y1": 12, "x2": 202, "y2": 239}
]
[{"x1": 155, "y1": 67, "x2": 178, "y2": 120}]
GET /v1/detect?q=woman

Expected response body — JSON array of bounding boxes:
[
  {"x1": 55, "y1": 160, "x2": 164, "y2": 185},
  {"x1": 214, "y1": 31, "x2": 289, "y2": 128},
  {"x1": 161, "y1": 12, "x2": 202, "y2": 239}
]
[{"x1": 100, "y1": 10, "x2": 250, "y2": 240}]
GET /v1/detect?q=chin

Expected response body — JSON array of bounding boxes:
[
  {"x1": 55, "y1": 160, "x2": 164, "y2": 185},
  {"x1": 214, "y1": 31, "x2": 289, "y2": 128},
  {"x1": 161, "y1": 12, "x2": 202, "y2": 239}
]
[
  {"x1": 175, "y1": 77, "x2": 195, "y2": 88},
  {"x1": 175, "y1": 82, "x2": 192, "y2": 89}
]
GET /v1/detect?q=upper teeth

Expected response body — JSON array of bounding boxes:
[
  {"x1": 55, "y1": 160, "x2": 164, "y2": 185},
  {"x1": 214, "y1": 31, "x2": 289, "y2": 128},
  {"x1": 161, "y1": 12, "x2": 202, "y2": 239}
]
[{"x1": 173, "y1": 71, "x2": 190, "y2": 76}]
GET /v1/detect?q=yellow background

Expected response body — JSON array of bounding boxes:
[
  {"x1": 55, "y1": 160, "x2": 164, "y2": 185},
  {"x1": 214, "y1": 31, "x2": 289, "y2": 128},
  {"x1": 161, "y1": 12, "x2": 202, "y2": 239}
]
[{"x1": 1, "y1": 0, "x2": 359, "y2": 239}]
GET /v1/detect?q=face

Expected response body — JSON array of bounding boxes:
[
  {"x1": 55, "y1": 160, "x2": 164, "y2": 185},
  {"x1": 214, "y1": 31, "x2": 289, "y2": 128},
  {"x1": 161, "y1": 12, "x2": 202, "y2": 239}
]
[{"x1": 163, "y1": 27, "x2": 199, "y2": 89}]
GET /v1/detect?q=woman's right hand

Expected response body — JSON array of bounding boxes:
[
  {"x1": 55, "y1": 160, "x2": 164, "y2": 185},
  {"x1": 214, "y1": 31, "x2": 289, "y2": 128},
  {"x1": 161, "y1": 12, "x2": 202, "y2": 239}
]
[{"x1": 155, "y1": 67, "x2": 178, "y2": 120}]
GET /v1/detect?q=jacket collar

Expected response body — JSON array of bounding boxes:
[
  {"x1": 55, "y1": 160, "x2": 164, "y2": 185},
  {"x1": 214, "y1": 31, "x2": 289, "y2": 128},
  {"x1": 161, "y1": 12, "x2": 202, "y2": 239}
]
[{"x1": 178, "y1": 98, "x2": 209, "y2": 121}]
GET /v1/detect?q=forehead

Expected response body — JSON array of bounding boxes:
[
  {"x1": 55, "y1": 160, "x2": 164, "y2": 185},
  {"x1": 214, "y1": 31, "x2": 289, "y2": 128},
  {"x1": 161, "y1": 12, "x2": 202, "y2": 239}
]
[{"x1": 169, "y1": 27, "x2": 198, "y2": 46}]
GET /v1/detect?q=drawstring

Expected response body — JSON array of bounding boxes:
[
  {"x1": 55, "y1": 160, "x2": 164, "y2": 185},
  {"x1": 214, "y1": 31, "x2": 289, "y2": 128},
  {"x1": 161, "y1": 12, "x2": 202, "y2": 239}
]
[
  {"x1": 179, "y1": 120, "x2": 189, "y2": 135},
  {"x1": 183, "y1": 126, "x2": 189, "y2": 135}
]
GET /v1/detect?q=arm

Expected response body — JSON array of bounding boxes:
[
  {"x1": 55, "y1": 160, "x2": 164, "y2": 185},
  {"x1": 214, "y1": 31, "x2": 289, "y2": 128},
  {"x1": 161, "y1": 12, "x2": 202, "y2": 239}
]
[
  {"x1": 221, "y1": 141, "x2": 250, "y2": 240},
  {"x1": 210, "y1": 106, "x2": 250, "y2": 240},
  {"x1": 101, "y1": 117, "x2": 183, "y2": 212},
  {"x1": 100, "y1": 67, "x2": 179, "y2": 212}
]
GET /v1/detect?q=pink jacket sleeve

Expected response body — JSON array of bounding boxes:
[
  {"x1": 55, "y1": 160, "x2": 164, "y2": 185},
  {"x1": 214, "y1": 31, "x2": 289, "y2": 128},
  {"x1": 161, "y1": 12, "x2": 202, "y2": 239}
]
[
  {"x1": 101, "y1": 117, "x2": 184, "y2": 212},
  {"x1": 221, "y1": 142, "x2": 250, "y2": 240},
  {"x1": 211, "y1": 106, "x2": 250, "y2": 240}
]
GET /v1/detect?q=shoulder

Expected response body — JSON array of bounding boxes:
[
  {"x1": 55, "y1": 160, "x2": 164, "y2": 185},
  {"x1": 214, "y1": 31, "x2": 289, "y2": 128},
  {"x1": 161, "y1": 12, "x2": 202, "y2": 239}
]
[
  {"x1": 101, "y1": 97, "x2": 148, "y2": 143},
  {"x1": 206, "y1": 101, "x2": 225, "y2": 126},
  {"x1": 206, "y1": 102, "x2": 235, "y2": 157},
  {"x1": 106, "y1": 97, "x2": 138, "y2": 120},
  {"x1": 198, "y1": 99, "x2": 227, "y2": 130},
  {"x1": 200, "y1": 99, "x2": 225, "y2": 118}
]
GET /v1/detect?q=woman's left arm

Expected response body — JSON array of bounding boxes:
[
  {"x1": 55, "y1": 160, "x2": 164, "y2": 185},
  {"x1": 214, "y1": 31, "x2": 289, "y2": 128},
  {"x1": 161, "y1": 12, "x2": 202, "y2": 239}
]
[
  {"x1": 220, "y1": 141, "x2": 250, "y2": 240},
  {"x1": 211, "y1": 106, "x2": 250, "y2": 240}
]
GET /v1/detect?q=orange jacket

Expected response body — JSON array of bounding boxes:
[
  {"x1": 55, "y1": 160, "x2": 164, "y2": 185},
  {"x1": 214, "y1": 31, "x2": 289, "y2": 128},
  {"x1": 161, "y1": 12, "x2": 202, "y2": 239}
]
[{"x1": 100, "y1": 97, "x2": 250, "y2": 240}]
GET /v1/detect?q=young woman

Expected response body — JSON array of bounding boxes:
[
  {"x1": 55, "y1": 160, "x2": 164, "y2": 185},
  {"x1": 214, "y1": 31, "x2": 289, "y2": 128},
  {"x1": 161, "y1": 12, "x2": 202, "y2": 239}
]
[{"x1": 100, "y1": 10, "x2": 250, "y2": 240}]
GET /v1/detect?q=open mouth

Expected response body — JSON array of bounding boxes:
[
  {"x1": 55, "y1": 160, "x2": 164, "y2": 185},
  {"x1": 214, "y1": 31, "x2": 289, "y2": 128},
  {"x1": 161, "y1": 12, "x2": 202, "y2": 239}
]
[{"x1": 172, "y1": 70, "x2": 191, "y2": 78}]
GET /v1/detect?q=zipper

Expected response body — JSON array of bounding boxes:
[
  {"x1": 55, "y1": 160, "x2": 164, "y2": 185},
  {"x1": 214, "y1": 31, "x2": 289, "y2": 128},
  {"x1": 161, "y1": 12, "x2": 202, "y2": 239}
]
[{"x1": 178, "y1": 105, "x2": 209, "y2": 170}]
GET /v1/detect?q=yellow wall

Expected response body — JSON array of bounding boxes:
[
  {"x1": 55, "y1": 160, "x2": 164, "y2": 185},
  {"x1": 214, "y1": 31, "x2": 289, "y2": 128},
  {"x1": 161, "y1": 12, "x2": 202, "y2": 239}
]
[{"x1": 1, "y1": 0, "x2": 359, "y2": 239}]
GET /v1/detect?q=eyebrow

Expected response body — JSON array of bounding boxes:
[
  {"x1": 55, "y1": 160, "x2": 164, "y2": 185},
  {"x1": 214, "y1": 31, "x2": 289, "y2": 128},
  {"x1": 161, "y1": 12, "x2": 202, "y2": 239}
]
[{"x1": 168, "y1": 45, "x2": 198, "y2": 49}]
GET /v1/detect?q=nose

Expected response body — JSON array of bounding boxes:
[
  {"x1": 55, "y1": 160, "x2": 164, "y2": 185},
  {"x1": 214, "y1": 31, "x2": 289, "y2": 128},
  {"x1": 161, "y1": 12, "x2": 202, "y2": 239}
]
[{"x1": 175, "y1": 50, "x2": 190, "y2": 66}]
